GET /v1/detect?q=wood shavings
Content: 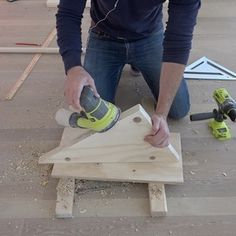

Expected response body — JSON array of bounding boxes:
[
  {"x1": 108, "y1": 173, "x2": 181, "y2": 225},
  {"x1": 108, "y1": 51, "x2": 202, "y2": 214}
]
[
  {"x1": 184, "y1": 151, "x2": 190, "y2": 156},
  {"x1": 79, "y1": 209, "x2": 87, "y2": 214},
  {"x1": 4, "y1": 145, "x2": 52, "y2": 187},
  {"x1": 100, "y1": 190, "x2": 107, "y2": 196},
  {"x1": 189, "y1": 171, "x2": 196, "y2": 175},
  {"x1": 56, "y1": 178, "x2": 75, "y2": 196},
  {"x1": 41, "y1": 180, "x2": 49, "y2": 187},
  {"x1": 149, "y1": 184, "x2": 162, "y2": 200}
]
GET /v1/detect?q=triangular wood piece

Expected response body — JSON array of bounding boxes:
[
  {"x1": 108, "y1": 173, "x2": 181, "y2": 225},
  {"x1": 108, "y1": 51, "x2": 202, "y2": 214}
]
[{"x1": 39, "y1": 105, "x2": 180, "y2": 164}]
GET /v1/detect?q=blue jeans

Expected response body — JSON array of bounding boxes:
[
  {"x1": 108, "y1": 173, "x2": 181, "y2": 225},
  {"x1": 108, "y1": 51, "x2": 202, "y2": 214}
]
[{"x1": 84, "y1": 30, "x2": 190, "y2": 119}]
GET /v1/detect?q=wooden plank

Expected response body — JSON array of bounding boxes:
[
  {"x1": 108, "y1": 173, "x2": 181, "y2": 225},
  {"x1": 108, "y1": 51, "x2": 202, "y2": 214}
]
[
  {"x1": 51, "y1": 128, "x2": 183, "y2": 184},
  {"x1": 0, "y1": 47, "x2": 86, "y2": 55},
  {"x1": 54, "y1": 117, "x2": 78, "y2": 218},
  {"x1": 0, "y1": 47, "x2": 85, "y2": 54},
  {"x1": 51, "y1": 161, "x2": 183, "y2": 184},
  {"x1": 55, "y1": 125, "x2": 76, "y2": 218},
  {"x1": 148, "y1": 183, "x2": 167, "y2": 217},
  {"x1": 55, "y1": 178, "x2": 75, "y2": 218},
  {"x1": 0, "y1": 47, "x2": 59, "y2": 54},
  {"x1": 39, "y1": 105, "x2": 180, "y2": 164},
  {"x1": 5, "y1": 28, "x2": 57, "y2": 100}
]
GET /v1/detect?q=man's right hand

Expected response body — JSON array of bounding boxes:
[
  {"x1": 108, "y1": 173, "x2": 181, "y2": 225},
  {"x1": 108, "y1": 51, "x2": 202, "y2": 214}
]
[{"x1": 65, "y1": 66, "x2": 99, "y2": 111}]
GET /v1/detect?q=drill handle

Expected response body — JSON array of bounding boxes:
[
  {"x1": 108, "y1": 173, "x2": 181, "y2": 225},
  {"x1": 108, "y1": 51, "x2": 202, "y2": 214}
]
[{"x1": 190, "y1": 112, "x2": 215, "y2": 121}]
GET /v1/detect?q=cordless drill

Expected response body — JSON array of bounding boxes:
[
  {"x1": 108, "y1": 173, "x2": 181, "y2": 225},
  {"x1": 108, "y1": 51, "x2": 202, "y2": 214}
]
[
  {"x1": 190, "y1": 88, "x2": 236, "y2": 140},
  {"x1": 55, "y1": 86, "x2": 121, "y2": 132}
]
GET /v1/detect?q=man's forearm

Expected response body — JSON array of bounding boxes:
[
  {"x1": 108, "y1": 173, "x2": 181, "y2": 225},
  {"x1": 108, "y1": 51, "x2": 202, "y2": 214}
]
[
  {"x1": 155, "y1": 62, "x2": 185, "y2": 117},
  {"x1": 56, "y1": 0, "x2": 86, "y2": 73}
]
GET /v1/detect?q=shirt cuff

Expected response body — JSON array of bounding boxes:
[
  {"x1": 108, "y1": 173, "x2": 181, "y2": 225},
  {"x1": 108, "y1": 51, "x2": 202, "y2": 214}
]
[
  {"x1": 62, "y1": 50, "x2": 82, "y2": 74},
  {"x1": 162, "y1": 50, "x2": 190, "y2": 65}
]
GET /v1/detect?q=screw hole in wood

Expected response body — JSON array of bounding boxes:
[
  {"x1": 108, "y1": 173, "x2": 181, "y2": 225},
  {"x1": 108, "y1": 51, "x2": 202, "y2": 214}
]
[
  {"x1": 133, "y1": 116, "x2": 142, "y2": 123},
  {"x1": 150, "y1": 156, "x2": 156, "y2": 160}
]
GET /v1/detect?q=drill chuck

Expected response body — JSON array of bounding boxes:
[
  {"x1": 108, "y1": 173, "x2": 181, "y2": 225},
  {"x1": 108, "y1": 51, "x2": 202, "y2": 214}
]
[
  {"x1": 219, "y1": 99, "x2": 236, "y2": 121},
  {"x1": 228, "y1": 109, "x2": 236, "y2": 122},
  {"x1": 214, "y1": 88, "x2": 236, "y2": 122}
]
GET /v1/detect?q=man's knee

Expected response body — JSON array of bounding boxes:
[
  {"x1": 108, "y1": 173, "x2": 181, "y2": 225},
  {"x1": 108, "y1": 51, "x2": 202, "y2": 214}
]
[{"x1": 168, "y1": 102, "x2": 190, "y2": 120}]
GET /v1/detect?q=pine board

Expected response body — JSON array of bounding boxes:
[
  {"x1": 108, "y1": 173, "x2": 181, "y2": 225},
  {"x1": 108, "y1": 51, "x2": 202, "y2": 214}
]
[
  {"x1": 148, "y1": 183, "x2": 167, "y2": 216},
  {"x1": 0, "y1": 47, "x2": 59, "y2": 54},
  {"x1": 55, "y1": 178, "x2": 75, "y2": 218},
  {"x1": 39, "y1": 105, "x2": 180, "y2": 164}
]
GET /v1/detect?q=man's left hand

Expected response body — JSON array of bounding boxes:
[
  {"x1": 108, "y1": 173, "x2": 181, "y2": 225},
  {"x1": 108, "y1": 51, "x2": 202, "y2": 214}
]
[{"x1": 144, "y1": 114, "x2": 170, "y2": 148}]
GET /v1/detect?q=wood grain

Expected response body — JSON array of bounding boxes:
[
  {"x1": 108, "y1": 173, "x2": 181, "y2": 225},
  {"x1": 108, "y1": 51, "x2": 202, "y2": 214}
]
[
  {"x1": 0, "y1": 47, "x2": 59, "y2": 54},
  {"x1": 50, "y1": 123, "x2": 183, "y2": 183},
  {"x1": 39, "y1": 105, "x2": 180, "y2": 164},
  {"x1": 55, "y1": 178, "x2": 75, "y2": 218},
  {"x1": 5, "y1": 28, "x2": 56, "y2": 100},
  {"x1": 51, "y1": 161, "x2": 183, "y2": 184}
]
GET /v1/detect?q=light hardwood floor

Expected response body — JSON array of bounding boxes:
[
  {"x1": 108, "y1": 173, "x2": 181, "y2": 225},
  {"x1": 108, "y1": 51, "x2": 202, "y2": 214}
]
[{"x1": 0, "y1": 0, "x2": 236, "y2": 235}]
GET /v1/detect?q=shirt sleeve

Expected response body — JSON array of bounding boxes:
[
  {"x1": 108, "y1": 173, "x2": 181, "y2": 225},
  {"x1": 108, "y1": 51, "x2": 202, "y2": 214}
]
[
  {"x1": 56, "y1": 0, "x2": 87, "y2": 73},
  {"x1": 162, "y1": 0, "x2": 201, "y2": 65}
]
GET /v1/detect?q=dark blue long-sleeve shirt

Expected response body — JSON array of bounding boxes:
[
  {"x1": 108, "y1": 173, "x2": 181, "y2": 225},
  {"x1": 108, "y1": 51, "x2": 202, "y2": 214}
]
[{"x1": 56, "y1": 0, "x2": 201, "y2": 73}]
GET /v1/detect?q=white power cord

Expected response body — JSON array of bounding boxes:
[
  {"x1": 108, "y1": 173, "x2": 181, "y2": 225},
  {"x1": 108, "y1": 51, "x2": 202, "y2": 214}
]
[{"x1": 89, "y1": 0, "x2": 119, "y2": 32}]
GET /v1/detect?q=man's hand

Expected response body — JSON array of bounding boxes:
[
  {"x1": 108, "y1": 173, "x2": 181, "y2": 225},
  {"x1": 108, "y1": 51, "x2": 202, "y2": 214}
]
[
  {"x1": 144, "y1": 62, "x2": 185, "y2": 148},
  {"x1": 144, "y1": 114, "x2": 170, "y2": 148},
  {"x1": 65, "y1": 66, "x2": 99, "y2": 110}
]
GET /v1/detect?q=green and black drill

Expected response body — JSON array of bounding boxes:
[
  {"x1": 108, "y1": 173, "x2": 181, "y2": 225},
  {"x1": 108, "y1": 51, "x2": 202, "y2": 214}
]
[
  {"x1": 190, "y1": 88, "x2": 236, "y2": 140},
  {"x1": 55, "y1": 86, "x2": 121, "y2": 132}
]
